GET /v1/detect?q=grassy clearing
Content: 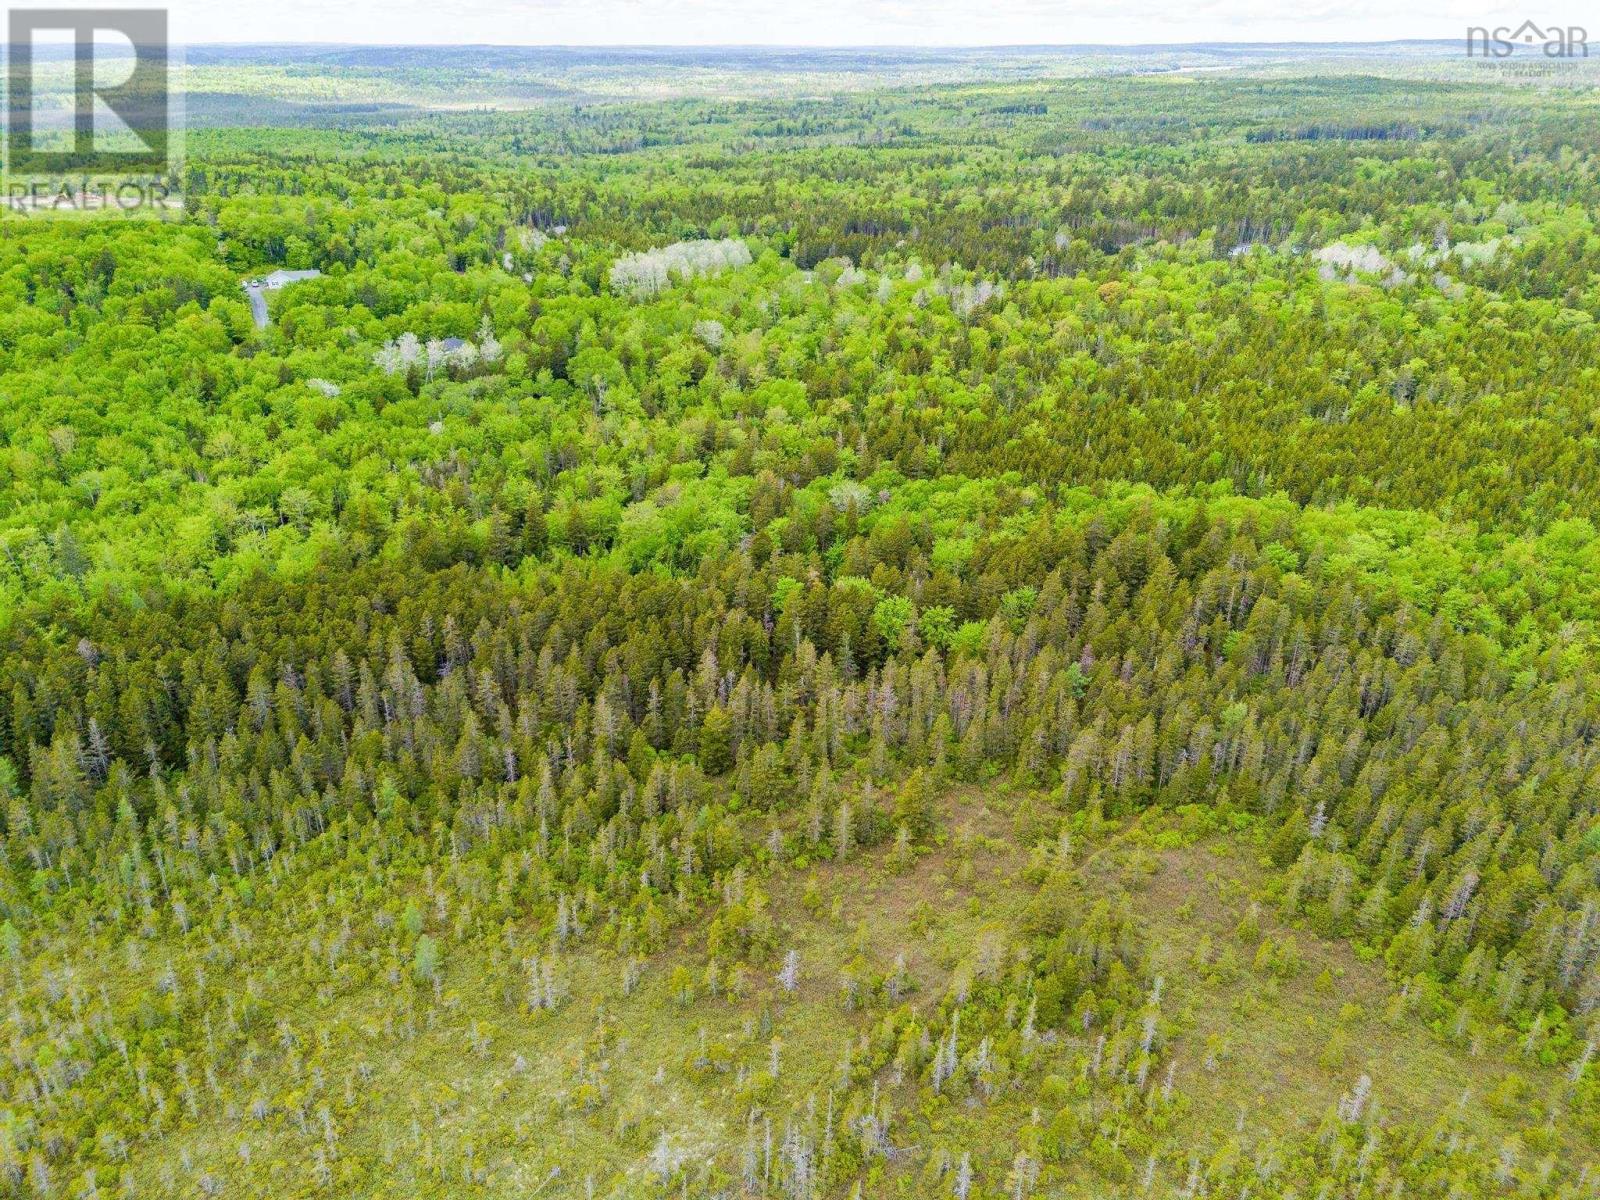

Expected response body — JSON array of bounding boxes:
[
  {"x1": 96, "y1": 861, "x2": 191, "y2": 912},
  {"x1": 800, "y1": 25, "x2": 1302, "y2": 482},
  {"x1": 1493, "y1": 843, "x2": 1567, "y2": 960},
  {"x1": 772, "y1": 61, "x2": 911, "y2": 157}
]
[{"x1": 105, "y1": 788, "x2": 1588, "y2": 1198}]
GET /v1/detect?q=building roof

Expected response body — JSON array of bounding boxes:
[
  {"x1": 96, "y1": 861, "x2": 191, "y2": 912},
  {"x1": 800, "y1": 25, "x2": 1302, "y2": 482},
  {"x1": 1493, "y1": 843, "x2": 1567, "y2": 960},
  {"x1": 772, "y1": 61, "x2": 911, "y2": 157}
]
[{"x1": 259, "y1": 269, "x2": 323, "y2": 287}]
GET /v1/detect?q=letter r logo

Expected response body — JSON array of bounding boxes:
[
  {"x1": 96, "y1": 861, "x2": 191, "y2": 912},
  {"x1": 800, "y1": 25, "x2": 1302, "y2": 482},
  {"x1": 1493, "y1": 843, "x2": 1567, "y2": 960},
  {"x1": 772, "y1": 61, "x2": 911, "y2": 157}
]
[{"x1": 6, "y1": 8, "x2": 170, "y2": 175}]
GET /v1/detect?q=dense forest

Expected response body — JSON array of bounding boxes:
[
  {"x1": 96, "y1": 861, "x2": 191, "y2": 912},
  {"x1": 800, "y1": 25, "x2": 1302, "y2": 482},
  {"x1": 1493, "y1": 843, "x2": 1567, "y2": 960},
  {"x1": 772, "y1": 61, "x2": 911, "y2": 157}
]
[{"x1": 1, "y1": 55, "x2": 1598, "y2": 1199}]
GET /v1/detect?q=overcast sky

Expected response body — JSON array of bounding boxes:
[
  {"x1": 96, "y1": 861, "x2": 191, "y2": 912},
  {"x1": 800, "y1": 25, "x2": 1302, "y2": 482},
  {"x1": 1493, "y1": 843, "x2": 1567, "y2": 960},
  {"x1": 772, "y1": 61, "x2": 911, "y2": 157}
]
[{"x1": 63, "y1": 0, "x2": 1600, "y2": 47}]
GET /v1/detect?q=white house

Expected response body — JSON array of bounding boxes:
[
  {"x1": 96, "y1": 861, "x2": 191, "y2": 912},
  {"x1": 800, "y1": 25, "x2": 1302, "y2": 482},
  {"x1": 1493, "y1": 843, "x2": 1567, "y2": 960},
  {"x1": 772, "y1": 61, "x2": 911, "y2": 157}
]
[{"x1": 257, "y1": 269, "x2": 322, "y2": 290}]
